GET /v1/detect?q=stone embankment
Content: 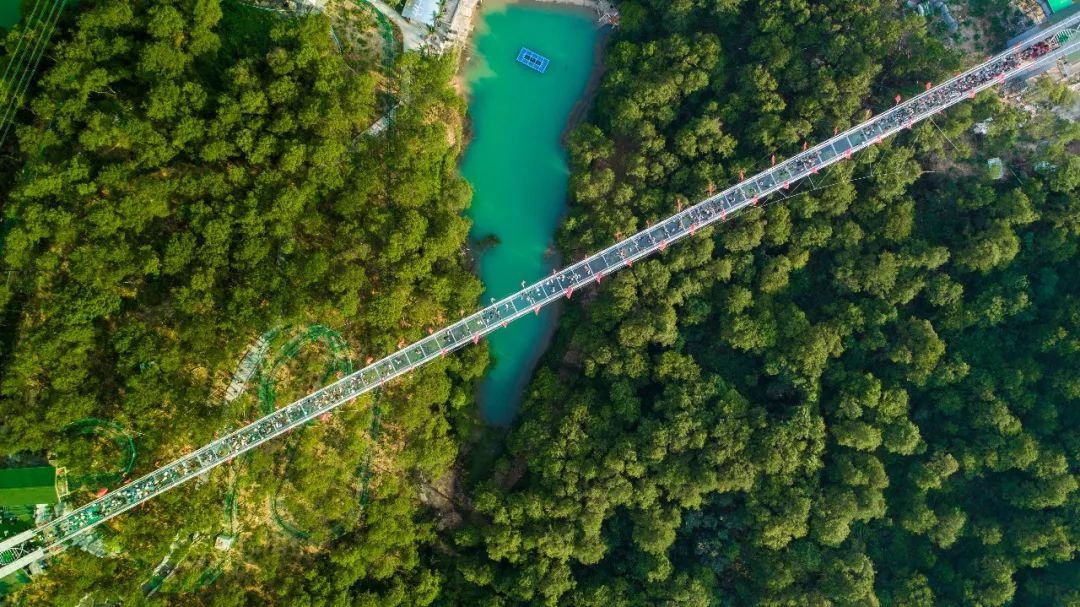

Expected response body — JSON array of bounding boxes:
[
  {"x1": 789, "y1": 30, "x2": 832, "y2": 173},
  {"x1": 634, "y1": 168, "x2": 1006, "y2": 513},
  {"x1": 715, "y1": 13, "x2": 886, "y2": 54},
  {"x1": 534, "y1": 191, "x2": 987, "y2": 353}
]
[
  {"x1": 436, "y1": 0, "x2": 617, "y2": 53},
  {"x1": 528, "y1": 0, "x2": 597, "y2": 8},
  {"x1": 435, "y1": 0, "x2": 482, "y2": 52},
  {"x1": 527, "y1": 0, "x2": 618, "y2": 24}
]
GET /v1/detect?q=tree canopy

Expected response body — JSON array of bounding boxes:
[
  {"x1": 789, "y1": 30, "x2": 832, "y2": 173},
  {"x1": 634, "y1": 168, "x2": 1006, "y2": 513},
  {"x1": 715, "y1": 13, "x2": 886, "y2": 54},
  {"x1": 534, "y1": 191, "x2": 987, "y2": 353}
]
[
  {"x1": 439, "y1": 1, "x2": 1080, "y2": 605},
  {"x1": 2, "y1": 0, "x2": 1078, "y2": 605},
  {"x1": 1, "y1": 1, "x2": 483, "y2": 604}
]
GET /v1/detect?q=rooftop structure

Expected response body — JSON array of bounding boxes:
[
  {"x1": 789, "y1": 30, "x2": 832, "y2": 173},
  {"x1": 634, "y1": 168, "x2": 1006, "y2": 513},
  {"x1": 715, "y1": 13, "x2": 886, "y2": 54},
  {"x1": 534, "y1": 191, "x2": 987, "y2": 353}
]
[
  {"x1": 0, "y1": 468, "x2": 58, "y2": 507},
  {"x1": 402, "y1": 0, "x2": 439, "y2": 27},
  {"x1": 516, "y1": 47, "x2": 550, "y2": 73}
]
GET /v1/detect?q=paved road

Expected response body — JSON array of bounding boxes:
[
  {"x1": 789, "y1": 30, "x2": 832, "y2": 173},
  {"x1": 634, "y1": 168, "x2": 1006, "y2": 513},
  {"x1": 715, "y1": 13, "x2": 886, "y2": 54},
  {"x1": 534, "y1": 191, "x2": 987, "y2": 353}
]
[{"x1": 363, "y1": 0, "x2": 426, "y2": 51}]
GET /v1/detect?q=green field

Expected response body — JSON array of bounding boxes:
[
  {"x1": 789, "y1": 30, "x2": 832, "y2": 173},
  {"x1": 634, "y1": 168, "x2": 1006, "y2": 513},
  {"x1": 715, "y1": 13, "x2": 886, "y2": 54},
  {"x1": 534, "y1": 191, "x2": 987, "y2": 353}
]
[
  {"x1": 1049, "y1": 0, "x2": 1075, "y2": 13},
  {"x1": 0, "y1": 0, "x2": 19, "y2": 32},
  {"x1": 0, "y1": 467, "x2": 58, "y2": 506}
]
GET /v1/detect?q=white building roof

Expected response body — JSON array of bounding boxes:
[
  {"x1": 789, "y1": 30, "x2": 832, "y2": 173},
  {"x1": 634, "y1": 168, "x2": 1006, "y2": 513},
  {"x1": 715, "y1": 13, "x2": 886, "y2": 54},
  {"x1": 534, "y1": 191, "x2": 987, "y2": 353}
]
[{"x1": 403, "y1": 0, "x2": 439, "y2": 26}]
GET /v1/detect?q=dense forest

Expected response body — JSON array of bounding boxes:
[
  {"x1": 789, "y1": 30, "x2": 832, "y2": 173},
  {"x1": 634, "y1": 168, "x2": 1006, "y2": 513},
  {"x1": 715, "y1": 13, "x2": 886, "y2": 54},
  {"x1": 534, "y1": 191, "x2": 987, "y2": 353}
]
[
  {"x1": 1, "y1": 0, "x2": 484, "y2": 604},
  {"x1": 440, "y1": 0, "x2": 1080, "y2": 605},
  {"x1": 1, "y1": 0, "x2": 1079, "y2": 605}
]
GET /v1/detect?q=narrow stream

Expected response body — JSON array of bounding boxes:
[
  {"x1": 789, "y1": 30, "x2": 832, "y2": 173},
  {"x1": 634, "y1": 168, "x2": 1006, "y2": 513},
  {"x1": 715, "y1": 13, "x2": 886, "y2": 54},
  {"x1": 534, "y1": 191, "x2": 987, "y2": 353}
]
[{"x1": 461, "y1": 2, "x2": 600, "y2": 425}]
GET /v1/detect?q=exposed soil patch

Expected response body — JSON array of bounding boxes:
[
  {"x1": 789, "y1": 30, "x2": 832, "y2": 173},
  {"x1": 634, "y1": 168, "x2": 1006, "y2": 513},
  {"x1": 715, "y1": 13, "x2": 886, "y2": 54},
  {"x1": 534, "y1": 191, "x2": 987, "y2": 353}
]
[
  {"x1": 562, "y1": 27, "x2": 611, "y2": 144},
  {"x1": 419, "y1": 470, "x2": 466, "y2": 530}
]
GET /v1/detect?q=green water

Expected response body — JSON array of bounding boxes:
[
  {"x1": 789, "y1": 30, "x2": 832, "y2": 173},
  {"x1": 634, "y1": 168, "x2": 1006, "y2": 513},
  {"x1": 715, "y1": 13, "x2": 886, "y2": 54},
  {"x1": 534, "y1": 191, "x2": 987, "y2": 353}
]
[
  {"x1": 462, "y1": 3, "x2": 599, "y2": 425},
  {"x1": 0, "y1": 1, "x2": 19, "y2": 32}
]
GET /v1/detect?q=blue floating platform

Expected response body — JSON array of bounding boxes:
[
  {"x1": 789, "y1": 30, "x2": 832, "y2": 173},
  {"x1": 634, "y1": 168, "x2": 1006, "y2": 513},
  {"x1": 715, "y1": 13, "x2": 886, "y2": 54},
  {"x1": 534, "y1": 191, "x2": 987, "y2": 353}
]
[{"x1": 516, "y1": 47, "x2": 550, "y2": 73}]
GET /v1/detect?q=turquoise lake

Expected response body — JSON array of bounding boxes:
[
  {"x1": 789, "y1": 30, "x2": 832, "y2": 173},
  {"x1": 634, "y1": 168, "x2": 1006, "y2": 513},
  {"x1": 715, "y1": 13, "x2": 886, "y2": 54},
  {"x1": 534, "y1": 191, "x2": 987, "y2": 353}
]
[{"x1": 461, "y1": 2, "x2": 600, "y2": 425}]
